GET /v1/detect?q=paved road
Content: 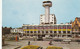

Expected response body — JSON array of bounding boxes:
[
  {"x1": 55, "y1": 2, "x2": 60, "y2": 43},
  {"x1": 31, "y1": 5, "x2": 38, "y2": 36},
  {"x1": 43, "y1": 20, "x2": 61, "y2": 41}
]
[{"x1": 2, "y1": 40, "x2": 80, "y2": 49}]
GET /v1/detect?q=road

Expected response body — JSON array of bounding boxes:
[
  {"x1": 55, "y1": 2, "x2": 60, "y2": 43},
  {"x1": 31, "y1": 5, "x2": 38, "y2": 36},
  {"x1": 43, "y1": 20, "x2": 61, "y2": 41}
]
[{"x1": 2, "y1": 40, "x2": 80, "y2": 49}]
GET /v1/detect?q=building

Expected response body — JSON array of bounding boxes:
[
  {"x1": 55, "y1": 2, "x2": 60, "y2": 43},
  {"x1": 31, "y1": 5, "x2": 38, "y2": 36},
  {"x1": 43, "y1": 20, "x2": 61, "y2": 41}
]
[
  {"x1": 11, "y1": 1, "x2": 72, "y2": 38},
  {"x1": 11, "y1": 28, "x2": 24, "y2": 35},
  {"x1": 72, "y1": 17, "x2": 80, "y2": 37},
  {"x1": 40, "y1": 14, "x2": 56, "y2": 24},
  {"x1": 22, "y1": 24, "x2": 72, "y2": 37},
  {"x1": 40, "y1": 1, "x2": 56, "y2": 24},
  {"x1": 2, "y1": 27, "x2": 12, "y2": 35}
]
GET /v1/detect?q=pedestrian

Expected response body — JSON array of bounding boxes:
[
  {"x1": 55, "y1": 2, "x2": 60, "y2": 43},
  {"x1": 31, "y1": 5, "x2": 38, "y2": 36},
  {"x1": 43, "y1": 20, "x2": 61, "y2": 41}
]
[
  {"x1": 49, "y1": 40, "x2": 53, "y2": 45},
  {"x1": 28, "y1": 41, "x2": 30, "y2": 45}
]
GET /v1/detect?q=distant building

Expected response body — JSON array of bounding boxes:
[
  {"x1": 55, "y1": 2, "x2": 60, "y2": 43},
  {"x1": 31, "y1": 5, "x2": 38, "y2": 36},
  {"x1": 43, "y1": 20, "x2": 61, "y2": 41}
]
[
  {"x1": 2, "y1": 27, "x2": 12, "y2": 35},
  {"x1": 72, "y1": 17, "x2": 80, "y2": 37},
  {"x1": 11, "y1": 28, "x2": 24, "y2": 34}
]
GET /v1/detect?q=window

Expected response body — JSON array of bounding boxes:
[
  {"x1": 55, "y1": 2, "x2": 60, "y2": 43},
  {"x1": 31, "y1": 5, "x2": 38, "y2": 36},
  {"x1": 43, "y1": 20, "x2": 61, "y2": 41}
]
[
  {"x1": 59, "y1": 31, "x2": 61, "y2": 33},
  {"x1": 41, "y1": 18, "x2": 42, "y2": 19},
  {"x1": 54, "y1": 31, "x2": 56, "y2": 33},
  {"x1": 63, "y1": 31, "x2": 66, "y2": 33},
  {"x1": 46, "y1": 31, "x2": 48, "y2": 33},
  {"x1": 50, "y1": 31, "x2": 52, "y2": 33},
  {"x1": 42, "y1": 31, "x2": 44, "y2": 33},
  {"x1": 38, "y1": 31, "x2": 40, "y2": 33},
  {"x1": 34, "y1": 31, "x2": 36, "y2": 33},
  {"x1": 31, "y1": 31, "x2": 33, "y2": 33},
  {"x1": 75, "y1": 29, "x2": 77, "y2": 31},
  {"x1": 67, "y1": 31, "x2": 70, "y2": 33},
  {"x1": 52, "y1": 14, "x2": 53, "y2": 16},
  {"x1": 27, "y1": 31, "x2": 29, "y2": 33},
  {"x1": 51, "y1": 22, "x2": 53, "y2": 24}
]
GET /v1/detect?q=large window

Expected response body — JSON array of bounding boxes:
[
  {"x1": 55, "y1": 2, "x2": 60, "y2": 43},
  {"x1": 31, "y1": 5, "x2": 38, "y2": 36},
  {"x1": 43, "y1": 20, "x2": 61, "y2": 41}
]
[
  {"x1": 27, "y1": 31, "x2": 29, "y2": 33},
  {"x1": 58, "y1": 25, "x2": 62, "y2": 29},
  {"x1": 46, "y1": 31, "x2": 48, "y2": 33},
  {"x1": 67, "y1": 25, "x2": 71, "y2": 29},
  {"x1": 67, "y1": 31, "x2": 70, "y2": 33},
  {"x1": 54, "y1": 25, "x2": 57, "y2": 29},
  {"x1": 63, "y1": 31, "x2": 66, "y2": 33},
  {"x1": 59, "y1": 31, "x2": 61, "y2": 33},
  {"x1": 31, "y1": 31, "x2": 33, "y2": 33},
  {"x1": 62, "y1": 25, "x2": 66, "y2": 29},
  {"x1": 54, "y1": 31, "x2": 56, "y2": 33},
  {"x1": 38, "y1": 31, "x2": 40, "y2": 33},
  {"x1": 34, "y1": 31, "x2": 36, "y2": 33},
  {"x1": 42, "y1": 31, "x2": 44, "y2": 33},
  {"x1": 50, "y1": 31, "x2": 52, "y2": 33}
]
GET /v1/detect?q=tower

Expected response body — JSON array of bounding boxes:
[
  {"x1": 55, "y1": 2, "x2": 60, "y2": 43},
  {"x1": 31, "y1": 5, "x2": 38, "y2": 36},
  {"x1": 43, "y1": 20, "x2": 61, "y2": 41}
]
[
  {"x1": 43, "y1": 1, "x2": 52, "y2": 24},
  {"x1": 40, "y1": 1, "x2": 56, "y2": 25}
]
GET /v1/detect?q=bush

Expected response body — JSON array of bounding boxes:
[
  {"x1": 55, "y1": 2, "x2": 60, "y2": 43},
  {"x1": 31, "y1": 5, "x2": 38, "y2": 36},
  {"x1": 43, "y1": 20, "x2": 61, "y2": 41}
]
[
  {"x1": 21, "y1": 45, "x2": 41, "y2": 49},
  {"x1": 46, "y1": 46, "x2": 63, "y2": 49}
]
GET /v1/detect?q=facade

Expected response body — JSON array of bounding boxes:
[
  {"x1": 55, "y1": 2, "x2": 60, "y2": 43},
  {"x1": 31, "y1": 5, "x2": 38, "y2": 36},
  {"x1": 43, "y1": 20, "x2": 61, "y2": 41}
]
[
  {"x1": 72, "y1": 17, "x2": 80, "y2": 37},
  {"x1": 40, "y1": 14, "x2": 56, "y2": 24},
  {"x1": 2, "y1": 27, "x2": 12, "y2": 35},
  {"x1": 22, "y1": 24, "x2": 72, "y2": 37},
  {"x1": 11, "y1": 28, "x2": 24, "y2": 34}
]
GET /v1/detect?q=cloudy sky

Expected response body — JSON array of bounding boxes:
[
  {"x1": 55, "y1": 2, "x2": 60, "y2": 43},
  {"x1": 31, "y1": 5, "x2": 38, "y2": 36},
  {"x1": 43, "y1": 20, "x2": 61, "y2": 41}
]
[{"x1": 2, "y1": 0, "x2": 80, "y2": 28}]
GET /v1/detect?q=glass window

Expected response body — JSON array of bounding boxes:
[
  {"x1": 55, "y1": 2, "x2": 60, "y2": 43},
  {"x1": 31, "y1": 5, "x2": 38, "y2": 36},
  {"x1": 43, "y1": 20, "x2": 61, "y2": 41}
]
[
  {"x1": 54, "y1": 31, "x2": 56, "y2": 33},
  {"x1": 67, "y1": 25, "x2": 71, "y2": 29},
  {"x1": 46, "y1": 31, "x2": 48, "y2": 33},
  {"x1": 58, "y1": 25, "x2": 62, "y2": 29},
  {"x1": 34, "y1": 31, "x2": 36, "y2": 33},
  {"x1": 42, "y1": 31, "x2": 44, "y2": 33},
  {"x1": 31, "y1": 31, "x2": 33, "y2": 33},
  {"x1": 63, "y1": 31, "x2": 66, "y2": 33},
  {"x1": 67, "y1": 31, "x2": 70, "y2": 33},
  {"x1": 62, "y1": 25, "x2": 66, "y2": 29},
  {"x1": 27, "y1": 31, "x2": 29, "y2": 33},
  {"x1": 50, "y1": 31, "x2": 52, "y2": 33},
  {"x1": 59, "y1": 31, "x2": 61, "y2": 33},
  {"x1": 54, "y1": 25, "x2": 57, "y2": 29},
  {"x1": 38, "y1": 31, "x2": 40, "y2": 33}
]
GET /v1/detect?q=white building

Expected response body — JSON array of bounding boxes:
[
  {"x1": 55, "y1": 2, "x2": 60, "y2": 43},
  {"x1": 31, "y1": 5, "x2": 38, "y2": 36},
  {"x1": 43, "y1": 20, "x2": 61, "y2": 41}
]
[
  {"x1": 40, "y1": 1, "x2": 56, "y2": 24},
  {"x1": 40, "y1": 14, "x2": 56, "y2": 24},
  {"x1": 11, "y1": 28, "x2": 24, "y2": 34}
]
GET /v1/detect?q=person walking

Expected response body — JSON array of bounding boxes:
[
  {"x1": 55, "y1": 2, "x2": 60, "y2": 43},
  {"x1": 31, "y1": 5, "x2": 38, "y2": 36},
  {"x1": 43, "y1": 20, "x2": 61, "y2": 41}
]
[
  {"x1": 28, "y1": 41, "x2": 30, "y2": 45},
  {"x1": 49, "y1": 40, "x2": 53, "y2": 45}
]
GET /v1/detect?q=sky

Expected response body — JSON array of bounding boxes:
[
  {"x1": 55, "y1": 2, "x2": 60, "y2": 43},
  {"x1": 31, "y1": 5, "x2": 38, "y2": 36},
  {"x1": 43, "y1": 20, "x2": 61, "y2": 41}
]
[{"x1": 2, "y1": 0, "x2": 80, "y2": 28}]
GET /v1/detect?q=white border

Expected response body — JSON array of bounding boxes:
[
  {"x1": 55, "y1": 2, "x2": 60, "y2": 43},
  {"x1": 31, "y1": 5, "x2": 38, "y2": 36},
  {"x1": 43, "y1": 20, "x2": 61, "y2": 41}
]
[{"x1": 0, "y1": 0, "x2": 2, "y2": 49}]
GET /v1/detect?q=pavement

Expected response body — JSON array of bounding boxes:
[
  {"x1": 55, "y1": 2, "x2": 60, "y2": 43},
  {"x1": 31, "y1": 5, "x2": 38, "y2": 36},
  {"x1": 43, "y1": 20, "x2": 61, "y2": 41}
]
[{"x1": 2, "y1": 40, "x2": 80, "y2": 49}]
